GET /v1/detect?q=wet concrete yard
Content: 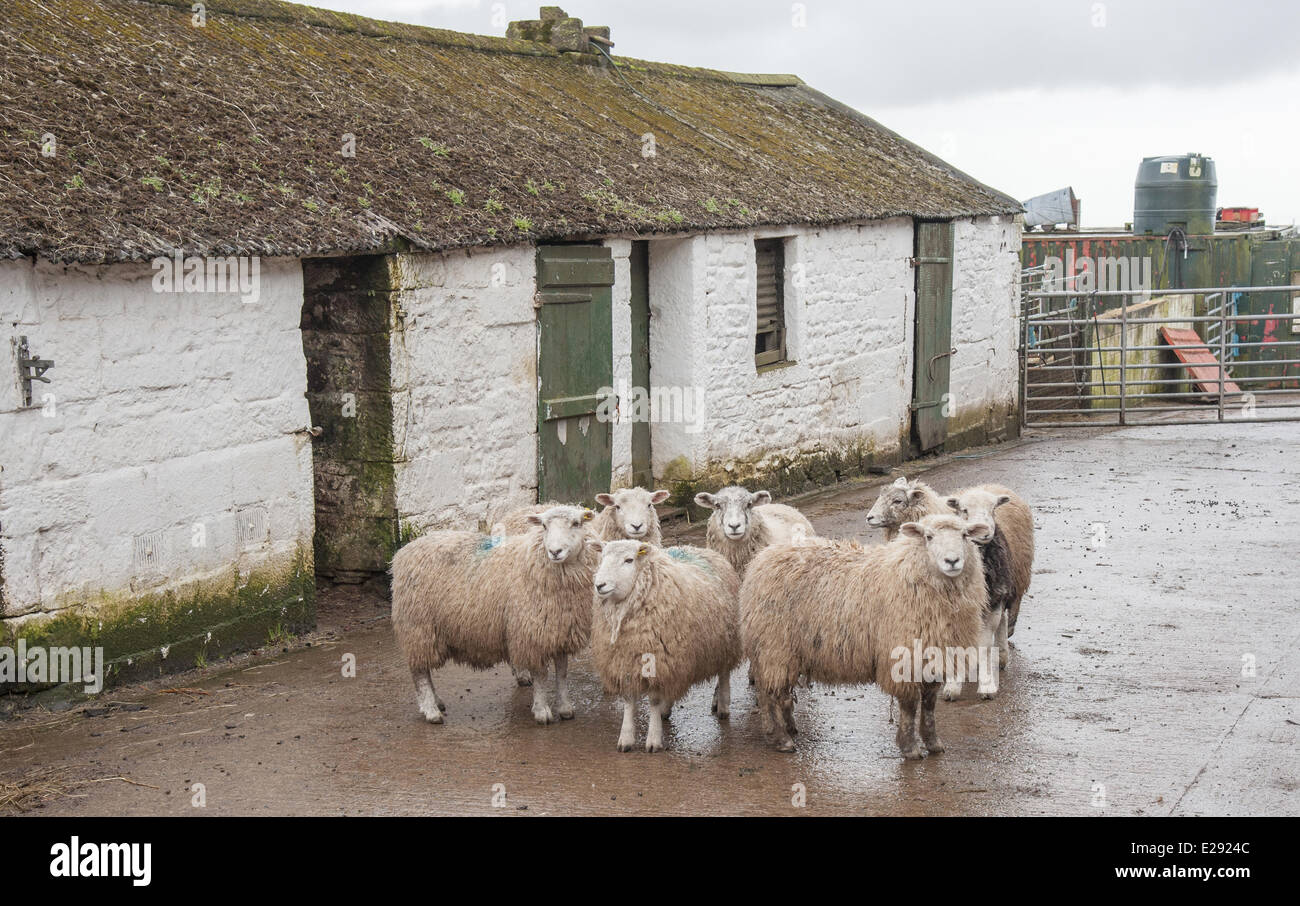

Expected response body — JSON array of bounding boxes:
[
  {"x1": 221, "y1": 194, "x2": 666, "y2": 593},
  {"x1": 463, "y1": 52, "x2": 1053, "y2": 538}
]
[{"x1": 3, "y1": 420, "x2": 1298, "y2": 815}]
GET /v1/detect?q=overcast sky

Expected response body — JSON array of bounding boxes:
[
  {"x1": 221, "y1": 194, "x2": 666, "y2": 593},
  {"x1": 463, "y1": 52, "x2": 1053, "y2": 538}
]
[{"x1": 309, "y1": 0, "x2": 1300, "y2": 227}]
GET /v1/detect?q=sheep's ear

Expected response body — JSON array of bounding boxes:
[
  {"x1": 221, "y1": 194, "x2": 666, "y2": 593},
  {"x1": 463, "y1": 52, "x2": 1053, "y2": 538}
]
[
  {"x1": 525, "y1": 514, "x2": 544, "y2": 527},
  {"x1": 636, "y1": 544, "x2": 650, "y2": 557},
  {"x1": 750, "y1": 490, "x2": 772, "y2": 507},
  {"x1": 589, "y1": 540, "x2": 604, "y2": 555},
  {"x1": 907, "y1": 486, "x2": 926, "y2": 502},
  {"x1": 694, "y1": 492, "x2": 718, "y2": 509},
  {"x1": 964, "y1": 523, "x2": 994, "y2": 544},
  {"x1": 595, "y1": 493, "x2": 615, "y2": 507},
  {"x1": 945, "y1": 497, "x2": 961, "y2": 512},
  {"x1": 899, "y1": 522, "x2": 926, "y2": 539},
  {"x1": 995, "y1": 495, "x2": 1012, "y2": 509},
  {"x1": 650, "y1": 489, "x2": 671, "y2": 505},
  {"x1": 892, "y1": 476, "x2": 909, "y2": 489}
]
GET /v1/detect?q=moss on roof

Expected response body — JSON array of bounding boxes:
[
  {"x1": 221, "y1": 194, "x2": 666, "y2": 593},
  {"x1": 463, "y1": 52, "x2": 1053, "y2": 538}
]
[{"x1": 0, "y1": 0, "x2": 1021, "y2": 262}]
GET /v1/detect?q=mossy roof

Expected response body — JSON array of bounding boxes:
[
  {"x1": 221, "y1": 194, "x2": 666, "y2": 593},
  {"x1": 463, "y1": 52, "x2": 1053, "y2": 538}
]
[{"x1": 0, "y1": 0, "x2": 1022, "y2": 263}]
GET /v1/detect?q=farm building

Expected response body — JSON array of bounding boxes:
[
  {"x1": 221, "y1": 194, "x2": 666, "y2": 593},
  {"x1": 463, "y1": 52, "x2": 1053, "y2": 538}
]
[{"x1": 0, "y1": 0, "x2": 1022, "y2": 687}]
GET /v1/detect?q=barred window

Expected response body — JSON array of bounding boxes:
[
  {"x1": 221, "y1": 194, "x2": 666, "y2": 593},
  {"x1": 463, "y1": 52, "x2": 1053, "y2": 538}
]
[{"x1": 755, "y1": 238, "x2": 788, "y2": 367}]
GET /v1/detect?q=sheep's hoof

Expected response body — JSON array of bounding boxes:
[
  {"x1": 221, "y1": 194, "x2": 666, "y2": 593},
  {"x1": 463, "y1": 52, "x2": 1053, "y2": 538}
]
[
  {"x1": 900, "y1": 746, "x2": 925, "y2": 760},
  {"x1": 941, "y1": 682, "x2": 963, "y2": 701},
  {"x1": 556, "y1": 703, "x2": 575, "y2": 720},
  {"x1": 617, "y1": 738, "x2": 636, "y2": 753},
  {"x1": 714, "y1": 708, "x2": 730, "y2": 721},
  {"x1": 999, "y1": 650, "x2": 1009, "y2": 670},
  {"x1": 775, "y1": 738, "x2": 796, "y2": 753},
  {"x1": 532, "y1": 706, "x2": 555, "y2": 725},
  {"x1": 420, "y1": 708, "x2": 444, "y2": 725},
  {"x1": 979, "y1": 689, "x2": 997, "y2": 700},
  {"x1": 645, "y1": 740, "x2": 664, "y2": 753},
  {"x1": 924, "y1": 738, "x2": 946, "y2": 754}
]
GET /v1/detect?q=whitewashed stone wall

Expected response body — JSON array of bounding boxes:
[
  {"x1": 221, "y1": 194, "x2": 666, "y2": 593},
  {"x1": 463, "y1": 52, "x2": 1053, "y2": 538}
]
[
  {"x1": 949, "y1": 215, "x2": 1022, "y2": 430},
  {"x1": 647, "y1": 219, "x2": 918, "y2": 479},
  {"x1": 645, "y1": 215, "x2": 1021, "y2": 481},
  {"x1": 0, "y1": 257, "x2": 314, "y2": 621},
  {"x1": 388, "y1": 246, "x2": 538, "y2": 531}
]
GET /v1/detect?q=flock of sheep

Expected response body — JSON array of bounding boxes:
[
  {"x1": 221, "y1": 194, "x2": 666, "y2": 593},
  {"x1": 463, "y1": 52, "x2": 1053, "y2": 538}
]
[{"x1": 390, "y1": 477, "x2": 1034, "y2": 758}]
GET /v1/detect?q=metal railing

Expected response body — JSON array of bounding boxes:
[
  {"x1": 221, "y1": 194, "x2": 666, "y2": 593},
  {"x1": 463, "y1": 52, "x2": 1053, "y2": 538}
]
[{"x1": 1020, "y1": 284, "x2": 1300, "y2": 427}]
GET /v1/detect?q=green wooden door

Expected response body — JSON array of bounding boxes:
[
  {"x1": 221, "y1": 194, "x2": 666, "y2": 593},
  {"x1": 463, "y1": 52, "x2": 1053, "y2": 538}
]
[
  {"x1": 911, "y1": 221, "x2": 955, "y2": 452},
  {"x1": 537, "y1": 245, "x2": 614, "y2": 504}
]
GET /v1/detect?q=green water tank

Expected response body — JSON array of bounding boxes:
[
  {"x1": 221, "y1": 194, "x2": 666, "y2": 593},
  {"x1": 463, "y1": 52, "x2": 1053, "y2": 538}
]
[{"x1": 1133, "y1": 154, "x2": 1217, "y2": 235}]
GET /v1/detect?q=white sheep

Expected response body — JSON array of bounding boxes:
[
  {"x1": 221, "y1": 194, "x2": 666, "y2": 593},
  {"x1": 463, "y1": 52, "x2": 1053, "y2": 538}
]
[
  {"x1": 741, "y1": 514, "x2": 992, "y2": 758},
  {"x1": 590, "y1": 540, "x2": 742, "y2": 753},
  {"x1": 499, "y1": 487, "x2": 670, "y2": 545},
  {"x1": 390, "y1": 505, "x2": 598, "y2": 725},
  {"x1": 864, "y1": 476, "x2": 948, "y2": 540},
  {"x1": 694, "y1": 486, "x2": 816, "y2": 576}
]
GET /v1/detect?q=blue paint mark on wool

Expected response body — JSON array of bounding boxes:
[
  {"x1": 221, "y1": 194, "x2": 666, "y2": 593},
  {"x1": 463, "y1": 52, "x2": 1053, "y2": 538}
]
[{"x1": 667, "y1": 546, "x2": 714, "y2": 575}]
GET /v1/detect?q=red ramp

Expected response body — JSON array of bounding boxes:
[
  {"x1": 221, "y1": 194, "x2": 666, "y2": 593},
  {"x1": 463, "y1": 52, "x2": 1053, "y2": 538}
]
[{"x1": 1160, "y1": 326, "x2": 1241, "y2": 394}]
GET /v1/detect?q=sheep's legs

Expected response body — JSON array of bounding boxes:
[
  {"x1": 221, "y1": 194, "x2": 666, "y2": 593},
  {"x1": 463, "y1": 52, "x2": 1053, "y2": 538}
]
[
  {"x1": 530, "y1": 671, "x2": 555, "y2": 725},
  {"x1": 617, "y1": 698, "x2": 637, "y2": 752},
  {"x1": 553, "y1": 654, "x2": 575, "y2": 720},
  {"x1": 711, "y1": 671, "x2": 731, "y2": 720},
  {"x1": 646, "y1": 695, "x2": 666, "y2": 752},
  {"x1": 762, "y1": 689, "x2": 796, "y2": 753},
  {"x1": 919, "y1": 682, "x2": 944, "y2": 754},
  {"x1": 996, "y1": 609, "x2": 1010, "y2": 669},
  {"x1": 977, "y1": 613, "x2": 1000, "y2": 699},
  {"x1": 895, "y1": 696, "x2": 922, "y2": 759},
  {"x1": 511, "y1": 666, "x2": 533, "y2": 687},
  {"x1": 412, "y1": 667, "x2": 444, "y2": 724}
]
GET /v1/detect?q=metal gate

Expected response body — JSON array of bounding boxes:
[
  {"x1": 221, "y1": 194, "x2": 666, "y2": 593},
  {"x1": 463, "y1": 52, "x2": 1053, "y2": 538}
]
[{"x1": 1020, "y1": 284, "x2": 1300, "y2": 427}]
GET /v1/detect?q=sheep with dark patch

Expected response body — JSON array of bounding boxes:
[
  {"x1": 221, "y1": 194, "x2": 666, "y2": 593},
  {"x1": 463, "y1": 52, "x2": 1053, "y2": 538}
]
[
  {"x1": 941, "y1": 485, "x2": 1035, "y2": 699},
  {"x1": 741, "y1": 514, "x2": 991, "y2": 758}
]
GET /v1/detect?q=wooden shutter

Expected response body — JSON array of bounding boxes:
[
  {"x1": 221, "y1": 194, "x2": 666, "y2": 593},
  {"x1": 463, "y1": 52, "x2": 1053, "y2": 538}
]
[{"x1": 755, "y1": 238, "x2": 786, "y2": 367}]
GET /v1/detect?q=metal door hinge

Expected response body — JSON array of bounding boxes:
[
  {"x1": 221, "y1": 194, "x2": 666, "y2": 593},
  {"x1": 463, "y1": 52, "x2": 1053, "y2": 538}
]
[{"x1": 16, "y1": 336, "x2": 54, "y2": 408}]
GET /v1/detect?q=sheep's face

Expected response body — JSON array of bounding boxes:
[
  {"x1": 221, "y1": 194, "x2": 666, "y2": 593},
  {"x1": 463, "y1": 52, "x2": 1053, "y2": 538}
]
[
  {"x1": 944, "y1": 489, "x2": 1011, "y2": 542},
  {"x1": 866, "y1": 476, "x2": 925, "y2": 529},
  {"x1": 899, "y1": 515, "x2": 992, "y2": 578},
  {"x1": 595, "y1": 488, "x2": 670, "y2": 540},
  {"x1": 695, "y1": 486, "x2": 771, "y2": 540},
  {"x1": 593, "y1": 539, "x2": 649, "y2": 602},
  {"x1": 526, "y1": 506, "x2": 595, "y2": 564}
]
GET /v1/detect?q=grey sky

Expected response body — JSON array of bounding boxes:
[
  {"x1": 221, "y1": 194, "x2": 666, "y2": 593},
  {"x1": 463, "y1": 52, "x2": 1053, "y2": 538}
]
[{"x1": 310, "y1": 0, "x2": 1300, "y2": 227}]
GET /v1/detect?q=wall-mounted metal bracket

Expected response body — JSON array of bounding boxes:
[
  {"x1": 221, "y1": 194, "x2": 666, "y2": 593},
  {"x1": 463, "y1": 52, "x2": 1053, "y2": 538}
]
[{"x1": 16, "y1": 336, "x2": 54, "y2": 407}]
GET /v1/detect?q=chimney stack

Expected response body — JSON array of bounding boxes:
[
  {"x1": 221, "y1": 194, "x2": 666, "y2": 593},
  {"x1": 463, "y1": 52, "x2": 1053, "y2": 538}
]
[{"x1": 507, "y1": 7, "x2": 613, "y2": 55}]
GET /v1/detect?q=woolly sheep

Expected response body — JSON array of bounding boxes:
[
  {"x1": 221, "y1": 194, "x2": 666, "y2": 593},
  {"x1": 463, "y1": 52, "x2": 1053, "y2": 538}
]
[
  {"x1": 694, "y1": 486, "x2": 816, "y2": 576},
  {"x1": 941, "y1": 485, "x2": 1035, "y2": 699},
  {"x1": 590, "y1": 540, "x2": 742, "y2": 753},
  {"x1": 390, "y1": 505, "x2": 599, "y2": 726},
  {"x1": 499, "y1": 487, "x2": 670, "y2": 545},
  {"x1": 864, "y1": 476, "x2": 948, "y2": 540},
  {"x1": 741, "y1": 514, "x2": 992, "y2": 758}
]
